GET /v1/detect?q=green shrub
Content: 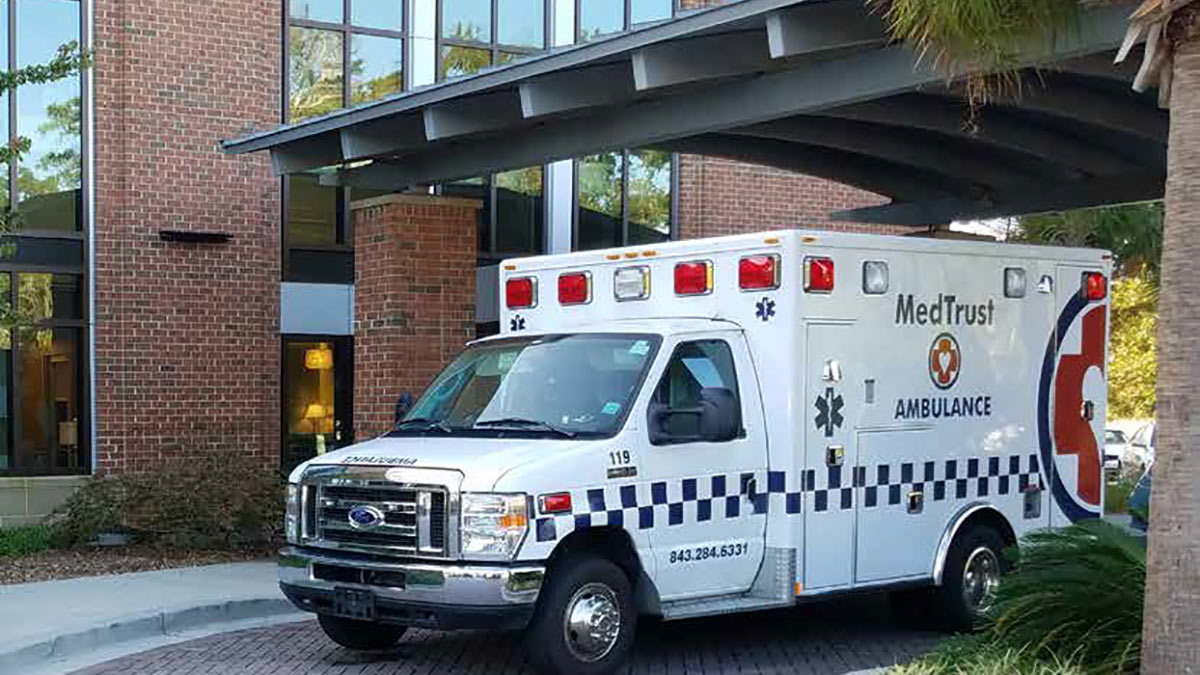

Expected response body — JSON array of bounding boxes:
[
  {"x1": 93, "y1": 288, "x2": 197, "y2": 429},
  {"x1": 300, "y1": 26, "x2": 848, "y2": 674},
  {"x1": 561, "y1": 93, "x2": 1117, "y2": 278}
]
[
  {"x1": 988, "y1": 520, "x2": 1145, "y2": 674},
  {"x1": 892, "y1": 635, "x2": 1085, "y2": 675},
  {"x1": 50, "y1": 454, "x2": 284, "y2": 551},
  {"x1": 1105, "y1": 478, "x2": 1135, "y2": 515},
  {"x1": 0, "y1": 524, "x2": 52, "y2": 557}
]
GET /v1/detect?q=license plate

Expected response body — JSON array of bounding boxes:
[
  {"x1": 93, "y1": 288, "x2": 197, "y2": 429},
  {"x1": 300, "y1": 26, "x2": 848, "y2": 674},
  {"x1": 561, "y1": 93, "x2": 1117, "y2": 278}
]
[{"x1": 333, "y1": 587, "x2": 376, "y2": 620}]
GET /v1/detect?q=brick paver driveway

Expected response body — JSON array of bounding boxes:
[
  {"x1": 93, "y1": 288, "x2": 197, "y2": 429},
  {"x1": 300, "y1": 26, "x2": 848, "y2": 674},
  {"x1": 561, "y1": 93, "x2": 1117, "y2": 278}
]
[{"x1": 70, "y1": 594, "x2": 942, "y2": 675}]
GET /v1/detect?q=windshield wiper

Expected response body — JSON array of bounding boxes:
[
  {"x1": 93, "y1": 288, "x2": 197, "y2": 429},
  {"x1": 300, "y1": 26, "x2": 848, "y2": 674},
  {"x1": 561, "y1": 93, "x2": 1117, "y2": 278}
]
[
  {"x1": 391, "y1": 417, "x2": 455, "y2": 434},
  {"x1": 474, "y1": 418, "x2": 577, "y2": 438}
]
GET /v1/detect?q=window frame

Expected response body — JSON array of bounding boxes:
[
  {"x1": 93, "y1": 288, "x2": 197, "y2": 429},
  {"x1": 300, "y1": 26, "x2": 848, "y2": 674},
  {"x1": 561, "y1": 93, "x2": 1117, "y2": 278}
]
[
  {"x1": 572, "y1": 150, "x2": 679, "y2": 250},
  {"x1": 575, "y1": 0, "x2": 713, "y2": 42},
  {"x1": 435, "y1": 0, "x2": 551, "y2": 81},
  {"x1": 442, "y1": 168, "x2": 548, "y2": 265},
  {"x1": 646, "y1": 338, "x2": 745, "y2": 447}
]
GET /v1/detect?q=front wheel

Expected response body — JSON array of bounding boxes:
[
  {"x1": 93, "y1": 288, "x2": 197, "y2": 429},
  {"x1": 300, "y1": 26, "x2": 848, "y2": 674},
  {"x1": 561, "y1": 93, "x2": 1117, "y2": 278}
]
[
  {"x1": 932, "y1": 525, "x2": 1007, "y2": 632},
  {"x1": 526, "y1": 556, "x2": 637, "y2": 675},
  {"x1": 317, "y1": 613, "x2": 407, "y2": 650}
]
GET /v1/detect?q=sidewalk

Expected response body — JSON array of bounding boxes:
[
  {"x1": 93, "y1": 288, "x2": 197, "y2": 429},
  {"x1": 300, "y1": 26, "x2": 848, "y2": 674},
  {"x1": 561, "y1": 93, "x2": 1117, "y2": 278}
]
[{"x1": 0, "y1": 560, "x2": 306, "y2": 674}]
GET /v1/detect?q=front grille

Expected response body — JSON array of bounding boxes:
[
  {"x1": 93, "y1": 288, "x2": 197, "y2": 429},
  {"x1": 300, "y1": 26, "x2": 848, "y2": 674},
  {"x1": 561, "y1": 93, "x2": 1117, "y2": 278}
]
[{"x1": 303, "y1": 478, "x2": 450, "y2": 557}]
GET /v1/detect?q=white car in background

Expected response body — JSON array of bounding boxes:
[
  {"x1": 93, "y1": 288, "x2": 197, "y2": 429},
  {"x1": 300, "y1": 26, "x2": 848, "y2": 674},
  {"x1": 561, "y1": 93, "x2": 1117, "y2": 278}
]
[
  {"x1": 1126, "y1": 422, "x2": 1157, "y2": 468},
  {"x1": 1104, "y1": 429, "x2": 1128, "y2": 478}
]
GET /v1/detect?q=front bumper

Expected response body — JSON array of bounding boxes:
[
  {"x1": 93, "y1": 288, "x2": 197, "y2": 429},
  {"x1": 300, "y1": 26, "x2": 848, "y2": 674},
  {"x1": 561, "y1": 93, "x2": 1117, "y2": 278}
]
[{"x1": 278, "y1": 547, "x2": 544, "y2": 630}]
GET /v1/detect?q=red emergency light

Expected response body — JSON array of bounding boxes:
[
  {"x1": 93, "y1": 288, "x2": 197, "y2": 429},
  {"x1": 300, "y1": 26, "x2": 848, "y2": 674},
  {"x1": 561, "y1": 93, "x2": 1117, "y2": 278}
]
[
  {"x1": 674, "y1": 261, "x2": 713, "y2": 296},
  {"x1": 739, "y1": 255, "x2": 780, "y2": 291},
  {"x1": 804, "y1": 257, "x2": 835, "y2": 293},
  {"x1": 1083, "y1": 272, "x2": 1107, "y2": 301},
  {"x1": 506, "y1": 277, "x2": 537, "y2": 309},
  {"x1": 539, "y1": 492, "x2": 572, "y2": 514},
  {"x1": 558, "y1": 272, "x2": 592, "y2": 305}
]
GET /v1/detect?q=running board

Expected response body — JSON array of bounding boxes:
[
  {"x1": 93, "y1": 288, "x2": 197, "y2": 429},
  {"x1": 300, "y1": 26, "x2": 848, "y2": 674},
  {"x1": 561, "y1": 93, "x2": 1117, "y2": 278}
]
[{"x1": 660, "y1": 547, "x2": 796, "y2": 621}]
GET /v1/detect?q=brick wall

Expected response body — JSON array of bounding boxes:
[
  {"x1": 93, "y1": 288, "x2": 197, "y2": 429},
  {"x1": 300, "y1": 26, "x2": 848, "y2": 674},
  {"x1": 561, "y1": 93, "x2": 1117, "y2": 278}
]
[
  {"x1": 352, "y1": 195, "x2": 480, "y2": 440},
  {"x1": 676, "y1": 155, "x2": 909, "y2": 239},
  {"x1": 92, "y1": 0, "x2": 282, "y2": 472}
]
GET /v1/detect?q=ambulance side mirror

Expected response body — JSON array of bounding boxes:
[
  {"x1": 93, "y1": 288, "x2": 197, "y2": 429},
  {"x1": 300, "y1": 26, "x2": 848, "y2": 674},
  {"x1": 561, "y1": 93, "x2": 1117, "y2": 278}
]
[{"x1": 648, "y1": 387, "x2": 742, "y2": 445}]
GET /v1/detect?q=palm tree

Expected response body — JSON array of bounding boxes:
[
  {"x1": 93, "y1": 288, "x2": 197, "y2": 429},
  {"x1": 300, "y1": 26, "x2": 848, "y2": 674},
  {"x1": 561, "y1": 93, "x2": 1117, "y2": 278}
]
[{"x1": 872, "y1": 2, "x2": 1199, "y2": 672}]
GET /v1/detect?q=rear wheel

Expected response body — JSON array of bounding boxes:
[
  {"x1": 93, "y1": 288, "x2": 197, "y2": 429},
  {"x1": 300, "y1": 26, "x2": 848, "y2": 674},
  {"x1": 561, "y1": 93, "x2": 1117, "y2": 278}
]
[
  {"x1": 317, "y1": 613, "x2": 407, "y2": 651},
  {"x1": 932, "y1": 525, "x2": 1006, "y2": 632},
  {"x1": 526, "y1": 556, "x2": 637, "y2": 675}
]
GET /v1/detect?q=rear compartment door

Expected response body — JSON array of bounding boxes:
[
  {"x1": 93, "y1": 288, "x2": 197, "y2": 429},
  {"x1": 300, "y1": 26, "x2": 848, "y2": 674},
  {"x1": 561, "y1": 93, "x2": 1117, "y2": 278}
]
[
  {"x1": 802, "y1": 322, "x2": 858, "y2": 591},
  {"x1": 1046, "y1": 265, "x2": 1110, "y2": 525}
]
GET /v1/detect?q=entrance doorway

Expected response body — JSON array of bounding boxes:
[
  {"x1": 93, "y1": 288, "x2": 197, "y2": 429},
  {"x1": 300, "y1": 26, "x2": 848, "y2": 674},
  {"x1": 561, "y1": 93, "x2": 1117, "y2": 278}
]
[{"x1": 281, "y1": 336, "x2": 353, "y2": 474}]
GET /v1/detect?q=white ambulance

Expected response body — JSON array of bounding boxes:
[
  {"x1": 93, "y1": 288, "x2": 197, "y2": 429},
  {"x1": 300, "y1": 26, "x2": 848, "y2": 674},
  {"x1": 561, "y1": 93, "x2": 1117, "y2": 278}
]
[{"x1": 280, "y1": 230, "x2": 1111, "y2": 674}]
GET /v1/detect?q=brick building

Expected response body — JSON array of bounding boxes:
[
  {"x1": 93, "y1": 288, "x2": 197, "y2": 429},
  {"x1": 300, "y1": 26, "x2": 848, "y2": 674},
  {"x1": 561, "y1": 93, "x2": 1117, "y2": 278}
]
[{"x1": 0, "y1": 0, "x2": 905, "y2": 524}]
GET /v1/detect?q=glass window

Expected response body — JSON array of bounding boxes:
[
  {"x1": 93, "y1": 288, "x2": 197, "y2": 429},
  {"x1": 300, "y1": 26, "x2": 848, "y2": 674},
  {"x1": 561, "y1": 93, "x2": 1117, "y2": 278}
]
[
  {"x1": 579, "y1": 0, "x2": 624, "y2": 41},
  {"x1": 442, "y1": 44, "x2": 492, "y2": 79},
  {"x1": 15, "y1": 327, "x2": 83, "y2": 473},
  {"x1": 350, "y1": 34, "x2": 403, "y2": 105},
  {"x1": 631, "y1": 0, "x2": 673, "y2": 24},
  {"x1": 679, "y1": 0, "x2": 726, "y2": 9},
  {"x1": 494, "y1": 166, "x2": 543, "y2": 254},
  {"x1": 289, "y1": 27, "x2": 345, "y2": 121},
  {"x1": 403, "y1": 334, "x2": 661, "y2": 437},
  {"x1": 0, "y1": 274, "x2": 10, "y2": 473},
  {"x1": 650, "y1": 340, "x2": 741, "y2": 440},
  {"x1": 291, "y1": 0, "x2": 343, "y2": 23},
  {"x1": 351, "y1": 0, "x2": 402, "y2": 30},
  {"x1": 15, "y1": 0, "x2": 81, "y2": 232},
  {"x1": 18, "y1": 274, "x2": 81, "y2": 323},
  {"x1": 441, "y1": 0, "x2": 491, "y2": 43},
  {"x1": 287, "y1": 174, "x2": 341, "y2": 247},
  {"x1": 497, "y1": 0, "x2": 544, "y2": 48},
  {"x1": 627, "y1": 150, "x2": 671, "y2": 244},
  {"x1": 283, "y1": 340, "x2": 342, "y2": 472}
]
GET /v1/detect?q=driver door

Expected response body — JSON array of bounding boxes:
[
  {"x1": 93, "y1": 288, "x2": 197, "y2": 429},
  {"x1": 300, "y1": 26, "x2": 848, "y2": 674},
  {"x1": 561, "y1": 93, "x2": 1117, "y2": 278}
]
[{"x1": 635, "y1": 334, "x2": 768, "y2": 600}]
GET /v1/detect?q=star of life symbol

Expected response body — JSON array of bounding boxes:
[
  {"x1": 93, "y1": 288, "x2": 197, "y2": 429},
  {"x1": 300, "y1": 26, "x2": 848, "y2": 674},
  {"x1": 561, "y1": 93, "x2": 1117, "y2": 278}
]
[
  {"x1": 814, "y1": 386, "x2": 844, "y2": 437},
  {"x1": 929, "y1": 332, "x2": 961, "y2": 390},
  {"x1": 755, "y1": 297, "x2": 776, "y2": 322},
  {"x1": 510, "y1": 315, "x2": 526, "y2": 332}
]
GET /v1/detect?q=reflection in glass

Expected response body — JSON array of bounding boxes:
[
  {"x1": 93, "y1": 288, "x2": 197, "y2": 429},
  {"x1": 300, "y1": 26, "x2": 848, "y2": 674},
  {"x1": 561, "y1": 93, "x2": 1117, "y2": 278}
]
[
  {"x1": 442, "y1": 45, "x2": 492, "y2": 79},
  {"x1": 351, "y1": 34, "x2": 403, "y2": 104},
  {"x1": 290, "y1": 0, "x2": 343, "y2": 23},
  {"x1": 283, "y1": 341, "x2": 338, "y2": 472},
  {"x1": 577, "y1": 153, "x2": 624, "y2": 250},
  {"x1": 351, "y1": 0, "x2": 402, "y2": 30},
  {"x1": 579, "y1": 0, "x2": 624, "y2": 41},
  {"x1": 289, "y1": 27, "x2": 344, "y2": 121},
  {"x1": 627, "y1": 150, "x2": 671, "y2": 243},
  {"x1": 1, "y1": 2, "x2": 7, "y2": 217},
  {"x1": 441, "y1": 0, "x2": 491, "y2": 43},
  {"x1": 632, "y1": 0, "x2": 673, "y2": 24},
  {"x1": 679, "y1": 0, "x2": 726, "y2": 9},
  {"x1": 442, "y1": 177, "x2": 490, "y2": 252},
  {"x1": 16, "y1": 327, "x2": 82, "y2": 473},
  {"x1": 494, "y1": 166, "x2": 543, "y2": 254},
  {"x1": 0, "y1": 275, "x2": 8, "y2": 472},
  {"x1": 287, "y1": 174, "x2": 340, "y2": 247},
  {"x1": 18, "y1": 274, "x2": 81, "y2": 323},
  {"x1": 498, "y1": 0, "x2": 544, "y2": 48},
  {"x1": 16, "y1": 0, "x2": 81, "y2": 231}
]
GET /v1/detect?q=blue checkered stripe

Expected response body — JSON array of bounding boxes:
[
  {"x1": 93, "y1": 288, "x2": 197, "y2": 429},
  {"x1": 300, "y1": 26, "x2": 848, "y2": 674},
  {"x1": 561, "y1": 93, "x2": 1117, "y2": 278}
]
[
  {"x1": 533, "y1": 454, "x2": 1041, "y2": 543},
  {"x1": 534, "y1": 471, "x2": 768, "y2": 543}
]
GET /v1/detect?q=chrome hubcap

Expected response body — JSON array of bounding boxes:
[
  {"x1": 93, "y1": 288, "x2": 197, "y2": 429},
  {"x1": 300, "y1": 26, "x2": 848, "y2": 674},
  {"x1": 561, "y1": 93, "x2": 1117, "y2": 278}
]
[
  {"x1": 962, "y1": 546, "x2": 1001, "y2": 614},
  {"x1": 563, "y1": 582, "x2": 621, "y2": 662}
]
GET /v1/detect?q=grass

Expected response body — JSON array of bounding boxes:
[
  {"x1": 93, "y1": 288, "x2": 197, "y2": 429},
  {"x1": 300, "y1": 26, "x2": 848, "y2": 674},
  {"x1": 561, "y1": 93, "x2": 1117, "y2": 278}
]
[
  {"x1": 892, "y1": 636, "x2": 1085, "y2": 675},
  {"x1": 0, "y1": 524, "x2": 53, "y2": 557}
]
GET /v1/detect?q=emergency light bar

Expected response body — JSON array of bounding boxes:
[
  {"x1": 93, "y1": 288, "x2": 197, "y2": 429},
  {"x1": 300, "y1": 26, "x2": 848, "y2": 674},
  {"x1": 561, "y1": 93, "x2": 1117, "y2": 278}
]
[
  {"x1": 675, "y1": 260, "x2": 713, "y2": 296},
  {"x1": 804, "y1": 257, "x2": 834, "y2": 293},
  {"x1": 506, "y1": 277, "x2": 537, "y2": 309},
  {"x1": 558, "y1": 272, "x2": 592, "y2": 306},
  {"x1": 614, "y1": 266, "x2": 651, "y2": 301},
  {"x1": 739, "y1": 255, "x2": 780, "y2": 291}
]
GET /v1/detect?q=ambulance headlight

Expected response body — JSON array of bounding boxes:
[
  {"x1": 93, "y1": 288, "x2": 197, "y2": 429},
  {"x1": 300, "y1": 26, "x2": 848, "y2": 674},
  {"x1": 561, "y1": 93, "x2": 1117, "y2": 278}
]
[
  {"x1": 1005, "y1": 267, "x2": 1027, "y2": 298},
  {"x1": 461, "y1": 493, "x2": 529, "y2": 560},
  {"x1": 285, "y1": 483, "x2": 300, "y2": 544},
  {"x1": 862, "y1": 261, "x2": 889, "y2": 295}
]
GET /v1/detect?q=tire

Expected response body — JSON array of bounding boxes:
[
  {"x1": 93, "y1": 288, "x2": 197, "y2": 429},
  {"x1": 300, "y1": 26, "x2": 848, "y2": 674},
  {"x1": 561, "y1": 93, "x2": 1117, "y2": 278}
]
[
  {"x1": 526, "y1": 556, "x2": 637, "y2": 675},
  {"x1": 931, "y1": 525, "x2": 1007, "y2": 632},
  {"x1": 317, "y1": 613, "x2": 407, "y2": 651}
]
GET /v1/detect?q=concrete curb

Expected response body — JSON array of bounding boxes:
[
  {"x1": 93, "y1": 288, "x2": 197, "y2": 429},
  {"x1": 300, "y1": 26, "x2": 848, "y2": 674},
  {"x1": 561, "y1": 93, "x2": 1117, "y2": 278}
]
[{"x1": 0, "y1": 597, "x2": 303, "y2": 674}]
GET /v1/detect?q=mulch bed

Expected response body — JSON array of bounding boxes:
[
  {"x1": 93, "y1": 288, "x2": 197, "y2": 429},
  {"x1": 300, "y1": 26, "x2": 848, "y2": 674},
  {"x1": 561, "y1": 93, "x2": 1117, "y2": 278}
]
[{"x1": 0, "y1": 547, "x2": 272, "y2": 586}]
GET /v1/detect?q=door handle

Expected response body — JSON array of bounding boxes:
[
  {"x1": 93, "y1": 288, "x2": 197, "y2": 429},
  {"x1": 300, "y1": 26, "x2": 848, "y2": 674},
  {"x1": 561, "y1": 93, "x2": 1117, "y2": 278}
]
[
  {"x1": 826, "y1": 445, "x2": 845, "y2": 467},
  {"x1": 740, "y1": 474, "x2": 758, "y2": 500},
  {"x1": 1081, "y1": 400, "x2": 1095, "y2": 422}
]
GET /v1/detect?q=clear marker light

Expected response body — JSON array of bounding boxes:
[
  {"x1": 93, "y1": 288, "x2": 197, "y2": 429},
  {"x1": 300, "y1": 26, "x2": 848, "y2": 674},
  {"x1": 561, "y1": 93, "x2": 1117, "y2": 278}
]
[
  {"x1": 862, "y1": 261, "x2": 889, "y2": 295},
  {"x1": 614, "y1": 266, "x2": 651, "y2": 301}
]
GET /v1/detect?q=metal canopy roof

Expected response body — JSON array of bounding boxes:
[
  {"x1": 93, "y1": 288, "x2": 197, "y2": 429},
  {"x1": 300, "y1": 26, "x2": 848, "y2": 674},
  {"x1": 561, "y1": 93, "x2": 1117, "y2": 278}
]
[{"x1": 221, "y1": 0, "x2": 1164, "y2": 225}]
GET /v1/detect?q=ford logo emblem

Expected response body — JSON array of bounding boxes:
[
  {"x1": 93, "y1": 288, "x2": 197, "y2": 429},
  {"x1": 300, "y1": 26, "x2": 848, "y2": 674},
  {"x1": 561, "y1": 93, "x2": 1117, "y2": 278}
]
[{"x1": 347, "y1": 505, "x2": 385, "y2": 530}]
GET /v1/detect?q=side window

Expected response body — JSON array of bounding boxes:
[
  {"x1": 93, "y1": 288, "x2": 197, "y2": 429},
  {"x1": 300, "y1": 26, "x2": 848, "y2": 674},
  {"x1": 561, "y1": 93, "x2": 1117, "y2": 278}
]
[{"x1": 648, "y1": 340, "x2": 742, "y2": 445}]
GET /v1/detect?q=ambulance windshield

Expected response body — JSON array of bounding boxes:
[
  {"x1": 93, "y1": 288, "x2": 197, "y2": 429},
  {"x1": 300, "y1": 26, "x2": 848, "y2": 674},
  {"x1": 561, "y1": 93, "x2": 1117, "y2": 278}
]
[{"x1": 396, "y1": 334, "x2": 662, "y2": 438}]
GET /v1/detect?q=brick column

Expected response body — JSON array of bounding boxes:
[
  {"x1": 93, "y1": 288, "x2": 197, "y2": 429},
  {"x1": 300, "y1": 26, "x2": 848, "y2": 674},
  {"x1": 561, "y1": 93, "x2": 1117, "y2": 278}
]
[{"x1": 352, "y1": 194, "x2": 481, "y2": 439}]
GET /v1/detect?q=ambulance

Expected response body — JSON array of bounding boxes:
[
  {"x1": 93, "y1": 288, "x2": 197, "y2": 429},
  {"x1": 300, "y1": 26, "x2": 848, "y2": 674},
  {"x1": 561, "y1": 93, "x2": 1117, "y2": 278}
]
[{"x1": 279, "y1": 230, "x2": 1110, "y2": 674}]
